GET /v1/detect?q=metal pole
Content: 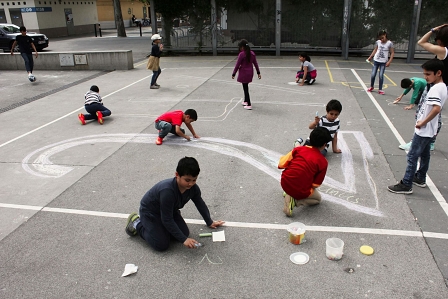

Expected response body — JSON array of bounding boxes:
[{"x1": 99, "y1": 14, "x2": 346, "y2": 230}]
[
  {"x1": 94, "y1": 23, "x2": 97, "y2": 37},
  {"x1": 211, "y1": 0, "x2": 217, "y2": 56},
  {"x1": 150, "y1": 0, "x2": 157, "y2": 34},
  {"x1": 341, "y1": 0, "x2": 352, "y2": 60},
  {"x1": 275, "y1": 0, "x2": 281, "y2": 56},
  {"x1": 406, "y1": 0, "x2": 422, "y2": 63}
]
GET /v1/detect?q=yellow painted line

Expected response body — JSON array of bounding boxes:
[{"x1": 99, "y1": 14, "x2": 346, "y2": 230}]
[
  {"x1": 384, "y1": 73, "x2": 397, "y2": 86},
  {"x1": 324, "y1": 60, "x2": 334, "y2": 83}
]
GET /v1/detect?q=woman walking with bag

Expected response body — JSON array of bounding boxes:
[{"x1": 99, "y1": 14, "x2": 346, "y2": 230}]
[{"x1": 147, "y1": 34, "x2": 163, "y2": 89}]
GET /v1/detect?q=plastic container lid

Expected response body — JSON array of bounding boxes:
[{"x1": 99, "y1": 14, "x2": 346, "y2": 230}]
[
  {"x1": 289, "y1": 252, "x2": 310, "y2": 265},
  {"x1": 360, "y1": 245, "x2": 374, "y2": 255}
]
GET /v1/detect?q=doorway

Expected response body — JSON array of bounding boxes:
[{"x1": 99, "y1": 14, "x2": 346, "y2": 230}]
[
  {"x1": 9, "y1": 9, "x2": 23, "y2": 26},
  {"x1": 0, "y1": 9, "x2": 7, "y2": 23}
]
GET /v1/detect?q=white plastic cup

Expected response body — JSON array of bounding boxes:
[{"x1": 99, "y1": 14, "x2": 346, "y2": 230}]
[
  {"x1": 287, "y1": 222, "x2": 306, "y2": 245},
  {"x1": 326, "y1": 238, "x2": 344, "y2": 260}
]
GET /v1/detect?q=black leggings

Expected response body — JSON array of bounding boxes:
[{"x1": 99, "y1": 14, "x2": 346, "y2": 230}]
[
  {"x1": 137, "y1": 211, "x2": 189, "y2": 251},
  {"x1": 242, "y1": 83, "x2": 251, "y2": 105}
]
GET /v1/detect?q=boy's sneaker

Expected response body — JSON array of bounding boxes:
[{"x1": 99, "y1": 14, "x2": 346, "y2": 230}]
[
  {"x1": 154, "y1": 83, "x2": 160, "y2": 87},
  {"x1": 244, "y1": 105, "x2": 252, "y2": 110},
  {"x1": 150, "y1": 85, "x2": 159, "y2": 89},
  {"x1": 78, "y1": 113, "x2": 86, "y2": 125},
  {"x1": 378, "y1": 90, "x2": 385, "y2": 95},
  {"x1": 308, "y1": 79, "x2": 316, "y2": 85},
  {"x1": 156, "y1": 137, "x2": 163, "y2": 145},
  {"x1": 413, "y1": 175, "x2": 427, "y2": 188},
  {"x1": 241, "y1": 101, "x2": 248, "y2": 106},
  {"x1": 283, "y1": 193, "x2": 295, "y2": 217},
  {"x1": 367, "y1": 87, "x2": 374, "y2": 92},
  {"x1": 430, "y1": 143, "x2": 435, "y2": 151},
  {"x1": 398, "y1": 141, "x2": 412, "y2": 151},
  {"x1": 96, "y1": 111, "x2": 103, "y2": 124},
  {"x1": 387, "y1": 180, "x2": 413, "y2": 194},
  {"x1": 125, "y1": 213, "x2": 140, "y2": 236}
]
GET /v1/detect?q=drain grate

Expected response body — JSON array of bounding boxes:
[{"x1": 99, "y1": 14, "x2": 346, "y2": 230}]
[{"x1": 0, "y1": 70, "x2": 112, "y2": 114}]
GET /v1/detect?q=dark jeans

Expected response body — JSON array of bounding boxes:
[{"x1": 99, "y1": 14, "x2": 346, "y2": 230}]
[
  {"x1": 84, "y1": 103, "x2": 111, "y2": 120},
  {"x1": 370, "y1": 61, "x2": 386, "y2": 90},
  {"x1": 151, "y1": 67, "x2": 161, "y2": 86},
  {"x1": 297, "y1": 71, "x2": 311, "y2": 81},
  {"x1": 402, "y1": 133, "x2": 432, "y2": 186},
  {"x1": 21, "y1": 53, "x2": 33, "y2": 73},
  {"x1": 155, "y1": 121, "x2": 185, "y2": 138},
  {"x1": 242, "y1": 83, "x2": 251, "y2": 105},
  {"x1": 137, "y1": 211, "x2": 189, "y2": 251}
]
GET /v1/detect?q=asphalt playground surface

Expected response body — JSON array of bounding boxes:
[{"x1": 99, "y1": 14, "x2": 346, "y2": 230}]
[{"x1": 1, "y1": 28, "x2": 448, "y2": 298}]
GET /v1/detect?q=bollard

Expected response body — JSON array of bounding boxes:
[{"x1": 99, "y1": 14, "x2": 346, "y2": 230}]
[
  {"x1": 139, "y1": 23, "x2": 142, "y2": 37},
  {"x1": 94, "y1": 23, "x2": 97, "y2": 37},
  {"x1": 98, "y1": 24, "x2": 102, "y2": 37}
]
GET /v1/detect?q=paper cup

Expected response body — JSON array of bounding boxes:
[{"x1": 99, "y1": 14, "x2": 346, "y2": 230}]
[
  {"x1": 287, "y1": 222, "x2": 306, "y2": 245},
  {"x1": 326, "y1": 238, "x2": 344, "y2": 260}
]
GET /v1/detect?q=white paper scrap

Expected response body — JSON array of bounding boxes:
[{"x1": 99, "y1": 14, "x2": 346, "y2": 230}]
[
  {"x1": 212, "y1": 230, "x2": 225, "y2": 242},
  {"x1": 122, "y1": 263, "x2": 138, "y2": 277}
]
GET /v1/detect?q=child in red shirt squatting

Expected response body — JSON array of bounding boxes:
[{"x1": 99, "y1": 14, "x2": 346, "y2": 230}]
[
  {"x1": 278, "y1": 127, "x2": 333, "y2": 217},
  {"x1": 154, "y1": 109, "x2": 200, "y2": 145}
]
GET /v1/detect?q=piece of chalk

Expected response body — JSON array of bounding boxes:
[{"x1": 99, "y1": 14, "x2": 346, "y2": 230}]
[
  {"x1": 194, "y1": 243, "x2": 203, "y2": 247},
  {"x1": 366, "y1": 59, "x2": 370, "y2": 63},
  {"x1": 316, "y1": 111, "x2": 319, "y2": 116},
  {"x1": 199, "y1": 233, "x2": 212, "y2": 237}
]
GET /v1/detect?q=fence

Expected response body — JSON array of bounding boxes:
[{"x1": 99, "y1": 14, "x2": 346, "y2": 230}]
[{"x1": 164, "y1": 0, "x2": 447, "y2": 56}]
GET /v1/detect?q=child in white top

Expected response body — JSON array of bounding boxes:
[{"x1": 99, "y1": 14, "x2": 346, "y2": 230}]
[
  {"x1": 295, "y1": 53, "x2": 317, "y2": 85},
  {"x1": 367, "y1": 30, "x2": 395, "y2": 95}
]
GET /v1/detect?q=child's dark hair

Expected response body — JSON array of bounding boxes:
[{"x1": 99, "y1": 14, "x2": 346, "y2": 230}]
[
  {"x1": 326, "y1": 99, "x2": 342, "y2": 113},
  {"x1": 19, "y1": 26, "x2": 26, "y2": 32},
  {"x1": 309, "y1": 127, "x2": 333, "y2": 147},
  {"x1": 377, "y1": 30, "x2": 388, "y2": 39},
  {"x1": 299, "y1": 53, "x2": 311, "y2": 62},
  {"x1": 176, "y1": 157, "x2": 200, "y2": 177},
  {"x1": 401, "y1": 78, "x2": 413, "y2": 89},
  {"x1": 435, "y1": 27, "x2": 448, "y2": 47},
  {"x1": 184, "y1": 109, "x2": 198, "y2": 121},
  {"x1": 238, "y1": 39, "x2": 251, "y2": 62},
  {"x1": 90, "y1": 85, "x2": 99, "y2": 92},
  {"x1": 421, "y1": 58, "x2": 444, "y2": 74}
]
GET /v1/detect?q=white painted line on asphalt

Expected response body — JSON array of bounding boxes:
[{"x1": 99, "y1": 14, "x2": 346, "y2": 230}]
[
  {"x1": 0, "y1": 74, "x2": 154, "y2": 149},
  {"x1": 351, "y1": 69, "x2": 448, "y2": 218},
  {"x1": 1, "y1": 202, "x2": 447, "y2": 240}
]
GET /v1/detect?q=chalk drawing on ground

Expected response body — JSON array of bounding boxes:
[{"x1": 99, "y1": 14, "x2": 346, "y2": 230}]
[{"x1": 21, "y1": 132, "x2": 383, "y2": 217}]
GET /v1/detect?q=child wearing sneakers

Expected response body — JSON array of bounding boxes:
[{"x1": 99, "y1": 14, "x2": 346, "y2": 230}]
[
  {"x1": 78, "y1": 85, "x2": 111, "y2": 125},
  {"x1": 295, "y1": 53, "x2": 317, "y2": 86},
  {"x1": 305, "y1": 99, "x2": 342, "y2": 156},
  {"x1": 387, "y1": 59, "x2": 447, "y2": 194},
  {"x1": 154, "y1": 109, "x2": 200, "y2": 145},
  {"x1": 279, "y1": 127, "x2": 333, "y2": 217},
  {"x1": 125, "y1": 157, "x2": 225, "y2": 251},
  {"x1": 394, "y1": 77, "x2": 427, "y2": 110}
]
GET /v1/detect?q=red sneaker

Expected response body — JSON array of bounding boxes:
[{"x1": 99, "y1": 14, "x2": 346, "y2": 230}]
[
  {"x1": 156, "y1": 137, "x2": 163, "y2": 145},
  {"x1": 78, "y1": 113, "x2": 86, "y2": 125},
  {"x1": 378, "y1": 90, "x2": 385, "y2": 95},
  {"x1": 96, "y1": 111, "x2": 103, "y2": 124},
  {"x1": 367, "y1": 87, "x2": 374, "y2": 92}
]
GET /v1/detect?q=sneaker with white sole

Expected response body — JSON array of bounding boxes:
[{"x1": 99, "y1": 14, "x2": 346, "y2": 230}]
[
  {"x1": 387, "y1": 180, "x2": 413, "y2": 194},
  {"x1": 398, "y1": 141, "x2": 412, "y2": 151},
  {"x1": 244, "y1": 105, "x2": 252, "y2": 110},
  {"x1": 283, "y1": 193, "x2": 295, "y2": 217},
  {"x1": 241, "y1": 101, "x2": 248, "y2": 106},
  {"x1": 308, "y1": 79, "x2": 315, "y2": 85},
  {"x1": 413, "y1": 175, "x2": 427, "y2": 188}
]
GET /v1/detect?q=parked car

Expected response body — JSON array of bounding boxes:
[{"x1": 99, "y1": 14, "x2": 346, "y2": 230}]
[{"x1": 0, "y1": 23, "x2": 49, "y2": 52}]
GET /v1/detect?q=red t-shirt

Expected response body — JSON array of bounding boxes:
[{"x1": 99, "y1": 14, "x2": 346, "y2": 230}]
[
  {"x1": 280, "y1": 146, "x2": 328, "y2": 200},
  {"x1": 155, "y1": 110, "x2": 183, "y2": 126}
]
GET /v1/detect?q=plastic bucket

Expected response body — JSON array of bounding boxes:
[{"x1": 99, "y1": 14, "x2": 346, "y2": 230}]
[{"x1": 287, "y1": 222, "x2": 306, "y2": 245}]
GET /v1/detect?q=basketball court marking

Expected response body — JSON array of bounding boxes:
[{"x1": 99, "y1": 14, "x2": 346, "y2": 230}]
[
  {"x1": 351, "y1": 68, "x2": 448, "y2": 218},
  {"x1": 1, "y1": 202, "x2": 447, "y2": 240}
]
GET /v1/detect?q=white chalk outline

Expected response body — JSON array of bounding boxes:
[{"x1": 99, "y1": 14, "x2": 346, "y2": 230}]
[
  {"x1": 21, "y1": 133, "x2": 383, "y2": 217},
  {"x1": 0, "y1": 202, "x2": 446, "y2": 239},
  {"x1": 351, "y1": 69, "x2": 448, "y2": 218}
]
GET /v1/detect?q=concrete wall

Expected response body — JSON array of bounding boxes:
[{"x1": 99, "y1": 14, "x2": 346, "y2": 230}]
[{"x1": 0, "y1": 50, "x2": 133, "y2": 70}]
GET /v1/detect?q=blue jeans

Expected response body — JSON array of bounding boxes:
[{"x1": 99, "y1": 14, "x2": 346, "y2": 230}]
[
  {"x1": 370, "y1": 61, "x2": 386, "y2": 90},
  {"x1": 155, "y1": 120, "x2": 181, "y2": 138},
  {"x1": 402, "y1": 133, "x2": 432, "y2": 186},
  {"x1": 84, "y1": 103, "x2": 111, "y2": 120},
  {"x1": 150, "y1": 67, "x2": 161, "y2": 86},
  {"x1": 21, "y1": 53, "x2": 34, "y2": 73}
]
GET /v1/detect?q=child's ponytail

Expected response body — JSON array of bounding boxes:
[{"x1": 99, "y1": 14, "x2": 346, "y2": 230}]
[{"x1": 238, "y1": 39, "x2": 251, "y2": 62}]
